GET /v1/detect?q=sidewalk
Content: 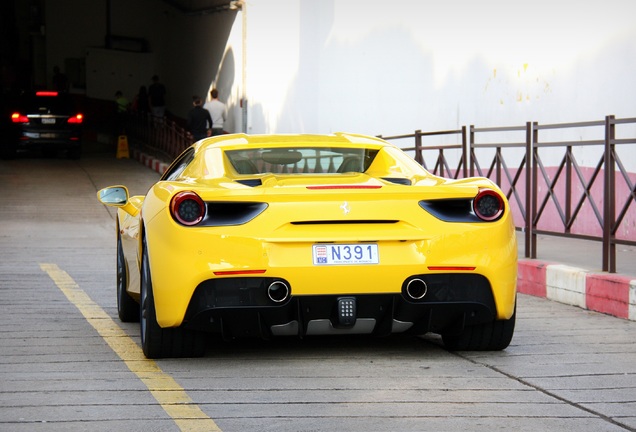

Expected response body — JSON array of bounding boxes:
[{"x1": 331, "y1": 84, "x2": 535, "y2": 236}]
[{"x1": 128, "y1": 147, "x2": 636, "y2": 323}]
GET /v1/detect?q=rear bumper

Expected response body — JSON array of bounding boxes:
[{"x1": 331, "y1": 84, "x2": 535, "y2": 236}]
[
  {"x1": 17, "y1": 136, "x2": 82, "y2": 150},
  {"x1": 183, "y1": 273, "x2": 499, "y2": 338},
  {"x1": 13, "y1": 125, "x2": 82, "y2": 151},
  {"x1": 144, "y1": 195, "x2": 518, "y2": 328}
]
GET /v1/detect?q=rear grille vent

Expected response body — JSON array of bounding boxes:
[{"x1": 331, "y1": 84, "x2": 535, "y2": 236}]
[
  {"x1": 236, "y1": 179, "x2": 262, "y2": 187},
  {"x1": 382, "y1": 177, "x2": 412, "y2": 185}
]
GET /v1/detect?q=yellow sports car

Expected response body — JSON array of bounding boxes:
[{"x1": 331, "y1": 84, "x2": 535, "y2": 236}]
[{"x1": 97, "y1": 133, "x2": 517, "y2": 358}]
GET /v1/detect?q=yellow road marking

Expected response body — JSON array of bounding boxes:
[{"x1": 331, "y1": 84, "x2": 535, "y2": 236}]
[{"x1": 40, "y1": 263, "x2": 222, "y2": 432}]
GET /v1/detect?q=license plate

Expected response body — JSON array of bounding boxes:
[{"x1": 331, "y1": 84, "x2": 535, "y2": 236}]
[
  {"x1": 41, "y1": 118, "x2": 56, "y2": 124},
  {"x1": 313, "y1": 244, "x2": 379, "y2": 265}
]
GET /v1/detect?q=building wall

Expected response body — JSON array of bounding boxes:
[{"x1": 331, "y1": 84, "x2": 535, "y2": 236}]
[{"x1": 235, "y1": 0, "x2": 636, "y2": 141}]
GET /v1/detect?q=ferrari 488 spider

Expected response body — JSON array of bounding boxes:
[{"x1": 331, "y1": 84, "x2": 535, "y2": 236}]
[{"x1": 97, "y1": 133, "x2": 517, "y2": 358}]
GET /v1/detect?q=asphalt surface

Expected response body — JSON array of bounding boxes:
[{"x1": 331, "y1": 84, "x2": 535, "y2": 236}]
[{"x1": 0, "y1": 139, "x2": 635, "y2": 431}]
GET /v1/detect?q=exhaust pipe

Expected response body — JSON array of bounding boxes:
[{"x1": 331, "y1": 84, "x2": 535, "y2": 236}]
[
  {"x1": 267, "y1": 281, "x2": 290, "y2": 303},
  {"x1": 406, "y1": 278, "x2": 427, "y2": 300}
]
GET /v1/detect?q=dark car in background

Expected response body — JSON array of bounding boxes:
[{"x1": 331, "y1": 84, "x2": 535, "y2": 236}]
[{"x1": 2, "y1": 90, "x2": 84, "y2": 159}]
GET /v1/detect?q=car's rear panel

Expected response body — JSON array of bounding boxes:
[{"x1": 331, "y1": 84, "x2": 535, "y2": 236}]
[{"x1": 143, "y1": 177, "x2": 517, "y2": 331}]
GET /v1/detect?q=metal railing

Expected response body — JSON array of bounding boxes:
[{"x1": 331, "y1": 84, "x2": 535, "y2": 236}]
[
  {"x1": 127, "y1": 113, "x2": 636, "y2": 273},
  {"x1": 381, "y1": 116, "x2": 636, "y2": 273},
  {"x1": 123, "y1": 112, "x2": 191, "y2": 161}
]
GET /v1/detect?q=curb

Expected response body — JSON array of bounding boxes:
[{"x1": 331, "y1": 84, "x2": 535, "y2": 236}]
[
  {"x1": 131, "y1": 148, "x2": 170, "y2": 175},
  {"x1": 518, "y1": 259, "x2": 636, "y2": 321},
  {"x1": 129, "y1": 149, "x2": 636, "y2": 323}
]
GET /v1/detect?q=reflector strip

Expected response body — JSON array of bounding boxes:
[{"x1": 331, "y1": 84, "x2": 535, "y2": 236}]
[
  {"x1": 428, "y1": 266, "x2": 476, "y2": 271},
  {"x1": 213, "y1": 269, "x2": 267, "y2": 276},
  {"x1": 306, "y1": 185, "x2": 382, "y2": 190}
]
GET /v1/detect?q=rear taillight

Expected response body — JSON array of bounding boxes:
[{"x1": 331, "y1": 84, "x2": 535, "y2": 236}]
[
  {"x1": 36, "y1": 91, "x2": 58, "y2": 97},
  {"x1": 11, "y1": 113, "x2": 29, "y2": 123},
  {"x1": 67, "y1": 114, "x2": 83, "y2": 124},
  {"x1": 473, "y1": 189, "x2": 504, "y2": 221},
  {"x1": 170, "y1": 191, "x2": 205, "y2": 226}
]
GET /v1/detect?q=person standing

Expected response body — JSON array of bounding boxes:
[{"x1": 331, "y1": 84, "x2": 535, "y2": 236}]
[
  {"x1": 148, "y1": 75, "x2": 166, "y2": 119},
  {"x1": 187, "y1": 96, "x2": 212, "y2": 142},
  {"x1": 115, "y1": 91, "x2": 130, "y2": 114},
  {"x1": 132, "y1": 85, "x2": 150, "y2": 115},
  {"x1": 203, "y1": 88, "x2": 227, "y2": 136}
]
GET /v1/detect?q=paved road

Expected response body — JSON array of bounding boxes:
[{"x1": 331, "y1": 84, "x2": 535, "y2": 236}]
[{"x1": 1, "y1": 142, "x2": 635, "y2": 431}]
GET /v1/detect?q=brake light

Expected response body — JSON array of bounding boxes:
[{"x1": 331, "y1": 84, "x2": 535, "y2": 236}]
[
  {"x1": 213, "y1": 269, "x2": 267, "y2": 276},
  {"x1": 428, "y1": 266, "x2": 476, "y2": 271},
  {"x1": 67, "y1": 114, "x2": 83, "y2": 124},
  {"x1": 36, "y1": 91, "x2": 58, "y2": 97},
  {"x1": 11, "y1": 113, "x2": 29, "y2": 123},
  {"x1": 473, "y1": 189, "x2": 504, "y2": 221},
  {"x1": 170, "y1": 191, "x2": 205, "y2": 226}
]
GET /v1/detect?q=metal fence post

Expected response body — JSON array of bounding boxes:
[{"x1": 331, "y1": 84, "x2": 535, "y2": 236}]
[
  {"x1": 414, "y1": 130, "x2": 423, "y2": 165},
  {"x1": 461, "y1": 126, "x2": 468, "y2": 178},
  {"x1": 603, "y1": 115, "x2": 616, "y2": 272},
  {"x1": 531, "y1": 121, "x2": 538, "y2": 259},
  {"x1": 469, "y1": 125, "x2": 475, "y2": 177},
  {"x1": 525, "y1": 122, "x2": 532, "y2": 258}
]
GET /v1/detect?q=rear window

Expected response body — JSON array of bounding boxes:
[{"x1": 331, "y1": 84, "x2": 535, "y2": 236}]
[
  {"x1": 21, "y1": 93, "x2": 75, "y2": 115},
  {"x1": 226, "y1": 147, "x2": 379, "y2": 175}
]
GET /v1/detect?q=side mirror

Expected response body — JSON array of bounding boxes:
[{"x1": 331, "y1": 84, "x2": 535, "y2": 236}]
[
  {"x1": 97, "y1": 186, "x2": 129, "y2": 206},
  {"x1": 97, "y1": 185, "x2": 140, "y2": 217}
]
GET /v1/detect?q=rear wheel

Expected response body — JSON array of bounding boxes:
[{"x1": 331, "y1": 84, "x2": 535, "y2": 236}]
[
  {"x1": 116, "y1": 230, "x2": 139, "y2": 322},
  {"x1": 442, "y1": 306, "x2": 516, "y2": 351},
  {"x1": 140, "y1": 239, "x2": 206, "y2": 359}
]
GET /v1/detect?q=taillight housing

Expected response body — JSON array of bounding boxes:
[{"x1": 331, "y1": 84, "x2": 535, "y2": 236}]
[
  {"x1": 11, "y1": 113, "x2": 29, "y2": 123},
  {"x1": 67, "y1": 114, "x2": 83, "y2": 124},
  {"x1": 473, "y1": 189, "x2": 504, "y2": 221},
  {"x1": 170, "y1": 191, "x2": 205, "y2": 226}
]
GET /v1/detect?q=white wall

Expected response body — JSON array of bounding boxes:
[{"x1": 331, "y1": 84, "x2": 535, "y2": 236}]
[{"x1": 224, "y1": 0, "x2": 636, "y2": 140}]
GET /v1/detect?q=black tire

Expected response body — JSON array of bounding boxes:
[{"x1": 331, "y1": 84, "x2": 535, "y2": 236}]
[
  {"x1": 117, "y1": 230, "x2": 139, "y2": 322},
  {"x1": 140, "y1": 239, "x2": 206, "y2": 359},
  {"x1": 442, "y1": 306, "x2": 516, "y2": 351}
]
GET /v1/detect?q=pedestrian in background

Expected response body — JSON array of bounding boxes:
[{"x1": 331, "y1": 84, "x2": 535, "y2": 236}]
[
  {"x1": 132, "y1": 85, "x2": 149, "y2": 115},
  {"x1": 203, "y1": 88, "x2": 226, "y2": 135},
  {"x1": 148, "y1": 75, "x2": 166, "y2": 119},
  {"x1": 187, "y1": 96, "x2": 212, "y2": 142},
  {"x1": 115, "y1": 91, "x2": 130, "y2": 114}
]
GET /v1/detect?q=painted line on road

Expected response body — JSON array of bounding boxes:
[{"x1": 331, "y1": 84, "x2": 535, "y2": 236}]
[{"x1": 40, "y1": 263, "x2": 222, "y2": 432}]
